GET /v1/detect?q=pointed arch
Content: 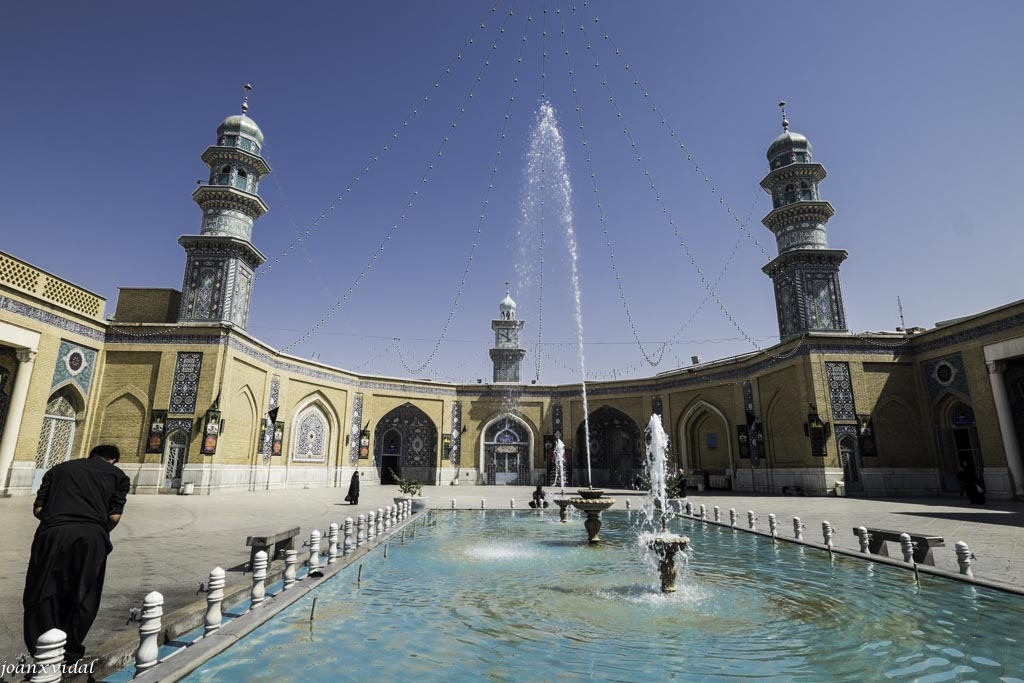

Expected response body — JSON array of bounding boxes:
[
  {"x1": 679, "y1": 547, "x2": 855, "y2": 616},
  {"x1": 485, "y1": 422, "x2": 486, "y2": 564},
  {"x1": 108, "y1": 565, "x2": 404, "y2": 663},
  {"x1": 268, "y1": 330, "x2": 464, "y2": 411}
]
[
  {"x1": 374, "y1": 402, "x2": 438, "y2": 484},
  {"x1": 678, "y1": 398, "x2": 734, "y2": 477},
  {"x1": 933, "y1": 393, "x2": 980, "y2": 493},
  {"x1": 225, "y1": 384, "x2": 259, "y2": 467},
  {"x1": 575, "y1": 406, "x2": 641, "y2": 488},
  {"x1": 480, "y1": 413, "x2": 535, "y2": 486},
  {"x1": 32, "y1": 385, "x2": 87, "y2": 492},
  {"x1": 98, "y1": 388, "x2": 149, "y2": 462},
  {"x1": 290, "y1": 392, "x2": 339, "y2": 464}
]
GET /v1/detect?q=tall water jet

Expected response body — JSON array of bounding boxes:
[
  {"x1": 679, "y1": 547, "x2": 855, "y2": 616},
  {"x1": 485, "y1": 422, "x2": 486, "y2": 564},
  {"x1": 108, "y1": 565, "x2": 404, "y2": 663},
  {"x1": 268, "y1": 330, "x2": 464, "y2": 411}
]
[
  {"x1": 642, "y1": 413, "x2": 689, "y2": 592},
  {"x1": 526, "y1": 101, "x2": 612, "y2": 541}
]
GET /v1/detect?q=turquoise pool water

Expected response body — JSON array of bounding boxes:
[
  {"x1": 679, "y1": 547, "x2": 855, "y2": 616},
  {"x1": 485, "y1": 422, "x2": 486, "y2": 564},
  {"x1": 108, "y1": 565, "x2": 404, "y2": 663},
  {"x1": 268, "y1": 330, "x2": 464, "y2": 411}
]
[{"x1": 184, "y1": 511, "x2": 1023, "y2": 682}]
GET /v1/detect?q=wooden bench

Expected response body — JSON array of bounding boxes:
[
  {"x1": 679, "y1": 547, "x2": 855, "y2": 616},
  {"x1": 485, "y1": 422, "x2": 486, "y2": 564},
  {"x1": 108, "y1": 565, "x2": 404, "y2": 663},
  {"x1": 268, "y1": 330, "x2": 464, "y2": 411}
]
[
  {"x1": 245, "y1": 527, "x2": 301, "y2": 568},
  {"x1": 853, "y1": 527, "x2": 945, "y2": 565}
]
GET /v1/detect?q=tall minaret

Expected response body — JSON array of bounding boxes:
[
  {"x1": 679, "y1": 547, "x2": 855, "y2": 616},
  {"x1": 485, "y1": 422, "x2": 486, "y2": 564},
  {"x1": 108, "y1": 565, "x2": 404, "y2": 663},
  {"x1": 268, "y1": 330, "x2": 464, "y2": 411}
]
[
  {"x1": 760, "y1": 102, "x2": 848, "y2": 341},
  {"x1": 178, "y1": 85, "x2": 270, "y2": 329},
  {"x1": 489, "y1": 285, "x2": 526, "y2": 383}
]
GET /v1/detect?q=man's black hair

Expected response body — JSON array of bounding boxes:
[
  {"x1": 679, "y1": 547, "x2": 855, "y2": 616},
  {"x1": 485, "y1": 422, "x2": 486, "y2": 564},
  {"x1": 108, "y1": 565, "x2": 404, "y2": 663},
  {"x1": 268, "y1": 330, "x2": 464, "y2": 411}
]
[{"x1": 89, "y1": 444, "x2": 121, "y2": 463}]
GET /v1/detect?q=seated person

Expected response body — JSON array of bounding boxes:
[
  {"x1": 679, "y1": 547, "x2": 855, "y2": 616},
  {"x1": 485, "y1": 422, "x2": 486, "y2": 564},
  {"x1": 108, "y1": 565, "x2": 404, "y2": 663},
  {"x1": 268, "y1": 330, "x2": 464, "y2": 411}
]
[{"x1": 529, "y1": 484, "x2": 550, "y2": 508}]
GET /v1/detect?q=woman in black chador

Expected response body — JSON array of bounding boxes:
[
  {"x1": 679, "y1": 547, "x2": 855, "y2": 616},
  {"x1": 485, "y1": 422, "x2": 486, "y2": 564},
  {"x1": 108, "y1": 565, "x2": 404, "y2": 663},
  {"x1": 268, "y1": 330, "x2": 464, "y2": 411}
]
[{"x1": 345, "y1": 471, "x2": 360, "y2": 505}]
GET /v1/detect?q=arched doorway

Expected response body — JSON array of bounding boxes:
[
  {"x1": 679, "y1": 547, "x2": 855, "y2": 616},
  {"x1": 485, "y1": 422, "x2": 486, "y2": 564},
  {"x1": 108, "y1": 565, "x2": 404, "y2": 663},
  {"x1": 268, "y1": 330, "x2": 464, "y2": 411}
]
[
  {"x1": 936, "y1": 398, "x2": 982, "y2": 494},
  {"x1": 32, "y1": 388, "x2": 81, "y2": 492},
  {"x1": 483, "y1": 415, "x2": 531, "y2": 485},
  {"x1": 837, "y1": 432, "x2": 863, "y2": 493},
  {"x1": 373, "y1": 403, "x2": 437, "y2": 485},
  {"x1": 575, "y1": 407, "x2": 641, "y2": 488},
  {"x1": 163, "y1": 430, "x2": 189, "y2": 489}
]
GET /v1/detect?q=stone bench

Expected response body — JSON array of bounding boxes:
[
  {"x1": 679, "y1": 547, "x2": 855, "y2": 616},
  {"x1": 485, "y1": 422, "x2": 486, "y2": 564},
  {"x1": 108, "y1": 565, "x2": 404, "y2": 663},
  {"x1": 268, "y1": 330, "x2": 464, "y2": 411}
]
[
  {"x1": 245, "y1": 527, "x2": 301, "y2": 568},
  {"x1": 853, "y1": 527, "x2": 945, "y2": 565}
]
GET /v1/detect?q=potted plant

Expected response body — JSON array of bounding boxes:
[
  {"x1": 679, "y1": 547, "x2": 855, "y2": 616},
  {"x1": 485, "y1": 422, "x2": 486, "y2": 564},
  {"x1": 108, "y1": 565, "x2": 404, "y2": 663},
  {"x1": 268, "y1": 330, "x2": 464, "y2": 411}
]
[{"x1": 391, "y1": 469, "x2": 428, "y2": 511}]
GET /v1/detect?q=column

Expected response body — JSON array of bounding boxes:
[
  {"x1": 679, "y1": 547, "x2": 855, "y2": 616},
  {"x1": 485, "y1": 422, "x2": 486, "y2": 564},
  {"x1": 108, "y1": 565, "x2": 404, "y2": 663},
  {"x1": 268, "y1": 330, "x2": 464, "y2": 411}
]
[
  {"x1": 986, "y1": 361, "x2": 1024, "y2": 497},
  {"x1": 0, "y1": 349, "x2": 37, "y2": 490}
]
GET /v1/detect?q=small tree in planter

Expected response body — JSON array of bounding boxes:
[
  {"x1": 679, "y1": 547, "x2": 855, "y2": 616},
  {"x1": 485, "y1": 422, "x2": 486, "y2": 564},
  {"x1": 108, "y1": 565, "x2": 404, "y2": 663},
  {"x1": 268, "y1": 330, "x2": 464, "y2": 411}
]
[
  {"x1": 390, "y1": 469, "x2": 423, "y2": 498},
  {"x1": 390, "y1": 470, "x2": 429, "y2": 512}
]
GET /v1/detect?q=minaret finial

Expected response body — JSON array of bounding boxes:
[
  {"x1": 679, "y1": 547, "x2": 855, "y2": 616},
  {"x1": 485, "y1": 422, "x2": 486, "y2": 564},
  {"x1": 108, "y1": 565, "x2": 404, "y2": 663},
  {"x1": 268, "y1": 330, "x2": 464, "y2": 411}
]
[
  {"x1": 779, "y1": 100, "x2": 788, "y2": 133},
  {"x1": 241, "y1": 84, "x2": 252, "y2": 115},
  {"x1": 505, "y1": 281, "x2": 510, "y2": 295}
]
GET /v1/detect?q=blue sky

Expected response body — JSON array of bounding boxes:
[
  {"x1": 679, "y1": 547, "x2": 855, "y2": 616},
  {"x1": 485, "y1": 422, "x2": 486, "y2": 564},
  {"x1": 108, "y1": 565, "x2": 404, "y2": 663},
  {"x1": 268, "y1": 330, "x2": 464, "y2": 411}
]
[{"x1": 3, "y1": 1, "x2": 1023, "y2": 384}]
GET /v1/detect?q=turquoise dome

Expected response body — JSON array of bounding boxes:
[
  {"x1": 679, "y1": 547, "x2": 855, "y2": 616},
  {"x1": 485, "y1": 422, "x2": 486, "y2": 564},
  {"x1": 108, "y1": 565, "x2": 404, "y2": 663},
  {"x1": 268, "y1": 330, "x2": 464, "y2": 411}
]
[{"x1": 217, "y1": 114, "x2": 264, "y2": 147}]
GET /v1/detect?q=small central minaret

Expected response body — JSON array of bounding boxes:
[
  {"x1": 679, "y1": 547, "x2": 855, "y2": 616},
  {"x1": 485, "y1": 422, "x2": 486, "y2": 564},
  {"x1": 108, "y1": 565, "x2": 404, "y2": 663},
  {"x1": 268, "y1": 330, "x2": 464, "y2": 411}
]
[
  {"x1": 489, "y1": 285, "x2": 526, "y2": 383},
  {"x1": 178, "y1": 85, "x2": 270, "y2": 329},
  {"x1": 760, "y1": 102, "x2": 849, "y2": 341}
]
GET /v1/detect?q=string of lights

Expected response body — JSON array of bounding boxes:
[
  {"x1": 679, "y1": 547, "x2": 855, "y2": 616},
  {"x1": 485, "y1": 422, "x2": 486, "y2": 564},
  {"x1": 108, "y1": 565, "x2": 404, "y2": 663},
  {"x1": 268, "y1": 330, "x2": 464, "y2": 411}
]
[{"x1": 285, "y1": 3, "x2": 519, "y2": 355}]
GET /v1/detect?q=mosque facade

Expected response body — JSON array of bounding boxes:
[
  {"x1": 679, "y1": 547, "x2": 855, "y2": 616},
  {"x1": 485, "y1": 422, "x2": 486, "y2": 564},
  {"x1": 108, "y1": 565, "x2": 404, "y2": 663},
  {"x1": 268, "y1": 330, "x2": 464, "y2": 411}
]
[{"x1": 1, "y1": 103, "x2": 1023, "y2": 501}]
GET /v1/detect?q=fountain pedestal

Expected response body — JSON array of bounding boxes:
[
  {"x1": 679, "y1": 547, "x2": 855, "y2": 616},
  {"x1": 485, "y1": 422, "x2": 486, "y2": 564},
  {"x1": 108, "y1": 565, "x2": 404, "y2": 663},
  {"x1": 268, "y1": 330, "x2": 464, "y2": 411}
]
[
  {"x1": 553, "y1": 497, "x2": 572, "y2": 523},
  {"x1": 647, "y1": 533, "x2": 690, "y2": 592},
  {"x1": 568, "y1": 488, "x2": 615, "y2": 543}
]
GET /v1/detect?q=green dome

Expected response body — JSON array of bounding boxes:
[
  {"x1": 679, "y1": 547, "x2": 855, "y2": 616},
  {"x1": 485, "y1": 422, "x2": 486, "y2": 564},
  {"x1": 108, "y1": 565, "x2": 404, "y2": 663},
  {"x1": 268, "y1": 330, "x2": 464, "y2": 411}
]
[
  {"x1": 218, "y1": 114, "x2": 264, "y2": 147},
  {"x1": 766, "y1": 130, "x2": 812, "y2": 161}
]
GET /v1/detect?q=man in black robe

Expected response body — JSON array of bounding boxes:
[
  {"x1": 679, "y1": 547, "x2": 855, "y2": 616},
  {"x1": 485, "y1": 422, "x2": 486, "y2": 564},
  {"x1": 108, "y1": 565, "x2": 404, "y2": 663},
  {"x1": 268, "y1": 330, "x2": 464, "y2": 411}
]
[
  {"x1": 23, "y1": 444, "x2": 131, "y2": 663},
  {"x1": 345, "y1": 471, "x2": 360, "y2": 505}
]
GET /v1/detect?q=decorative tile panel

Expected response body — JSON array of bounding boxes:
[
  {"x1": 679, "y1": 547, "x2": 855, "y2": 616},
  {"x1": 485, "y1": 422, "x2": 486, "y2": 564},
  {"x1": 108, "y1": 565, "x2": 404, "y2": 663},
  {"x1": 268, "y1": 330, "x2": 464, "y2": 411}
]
[
  {"x1": 825, "y1": 362, "x2": 856, "y2": 421},
  {"x1": 373, "y1": 403, "x2": 438, "y2": 469},
  {"x1": 49, "y1": 340, "x2": 98, "y2": 398},
  {"x1": 293, "y1": 407, "x2": 327, "y2": 462},
  {"x1": 922, "y1": 354, "x2": 970, "y2": 404},
  {"x1": 165, "y1": 418, "x2": 194, "y2": 437},
  {"x1": 551, "y1": 402, "x2": 563, "y2": 441},
  {"x1": 259, "y1": 375, "x2": 281, "y2": 460},
  {"x1": 1, "y1": 295, "x2": 105, "y2": 341},
  {"x1": 742, "y1": 380, "x2": 760, "y2": 461},
  {"x1": 348, "y1": 393, "x2": 363, "y2": 464},
  {"x1": 169, "y1": 352, "x2": 203, "y2": 414},
  {"x1": 449, "y1": 401, "x2": 462, "y2": 465}
]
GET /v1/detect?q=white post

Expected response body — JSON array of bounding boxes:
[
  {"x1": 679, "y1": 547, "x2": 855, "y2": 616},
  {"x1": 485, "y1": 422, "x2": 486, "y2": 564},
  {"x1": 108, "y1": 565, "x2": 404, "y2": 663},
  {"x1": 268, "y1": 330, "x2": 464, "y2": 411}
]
[
  {"x1": 729, "y1": 508, "x2": 737, "y2": 530},
  {"x1": 390, "y1": 504, "x2": 397, "y2": 527},
  {"x1": 768, "y1": 513, "x2": 778, "y2": 539},
  {"x1": 328, "y1": 523, "x2": 339, "y2": 564},
  {"x1": 134, "y1": 591, "x2": 163, "y2": 676},
  {"x1": 510, "y1": 498, "x2": 515, "y2": 509},
  {"x1": 699, "y1": 504, "x2": 707, "y2": 521},
  {"x1": 357, "y1": 514, "x2": 367, "y2": 546},
  {"x1": 955, "y1": 541, "x2": 974, "y2": 577},
  {"x1": 204, "y1": 567, "x2": 225, "y2": 636},
  {"x1": 747, "y1": 510, "x2": 757, "y2": 531},
  {"x1": 30, "y1": 628, "x2": 65, "y2": 683},
  {"x1": 283, "y1": 550, "x2": 298, "y2": 589},
  {"x1": 251, "y1": 550, "x2": 267, "y2": 608},
  {"x1": 792, "y1": 516, "x2": 805, "y2": 541},
  {"x1": 405, "y1": 500, "x2": 412, "y2": 517},
  {"x1": 480, "y1": 498, "x2": 486, "y2": 509},
  {"x1": 899, "y1": 533, "x2": 915, "y2": 563},
  {"x1": 821, "y1": 521, "x2": 834, "y2": 549},
  {"x1": 684, "y1": 501, "x2": 693, "y2": 516},
  {"x1": 714, "y1": 506, "x2": 721, "y2": 523},
  {"x1": 343, "y1": 517, "x2": 354, "y2": 555},
  {"x1": 308, "y1": 529, "x2": 322, "y2": 576},
  {"x1": 855, "y1": 526, "x2": 870, "y2": 553},
  {"x1": 377, "y1": 508, "x2": 385, "y2": 536},
  {"x1": 384, "y1": 506, "x2": 392, "y2": 531}
]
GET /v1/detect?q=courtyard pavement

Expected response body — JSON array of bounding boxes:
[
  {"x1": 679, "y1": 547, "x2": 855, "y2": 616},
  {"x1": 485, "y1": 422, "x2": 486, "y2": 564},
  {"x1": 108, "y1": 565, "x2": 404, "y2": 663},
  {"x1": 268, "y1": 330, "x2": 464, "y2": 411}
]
[{"x1": 0, "y1": 485, "x2": 1021, "y2": 671}]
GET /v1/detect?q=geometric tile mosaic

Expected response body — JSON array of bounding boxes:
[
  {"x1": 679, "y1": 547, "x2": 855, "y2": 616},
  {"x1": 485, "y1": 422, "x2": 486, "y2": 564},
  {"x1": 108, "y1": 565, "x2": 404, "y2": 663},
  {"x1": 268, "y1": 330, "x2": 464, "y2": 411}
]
[
  {"x1": 49, "y1": 339, "x2": 97, "y2": 398},
  {"x1": 348, "y1": 393, "x2": 363, "y2": 465},
  {"x1": 825, "y1": 362, "x2": 857, "y2": 421},
  {"x1": 169, "y1": 352, "x2": 203, "y2": 414},
  {"x1": 449, "y1": 401, "x2": 462, "y2": 465}
]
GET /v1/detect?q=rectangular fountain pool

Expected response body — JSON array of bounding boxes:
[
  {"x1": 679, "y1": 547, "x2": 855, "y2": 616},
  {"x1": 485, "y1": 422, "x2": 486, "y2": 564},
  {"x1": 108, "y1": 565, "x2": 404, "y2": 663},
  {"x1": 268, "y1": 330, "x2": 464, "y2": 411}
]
[{"x1": 182, "y1": 511, "x2": 1022, "y2": 682}]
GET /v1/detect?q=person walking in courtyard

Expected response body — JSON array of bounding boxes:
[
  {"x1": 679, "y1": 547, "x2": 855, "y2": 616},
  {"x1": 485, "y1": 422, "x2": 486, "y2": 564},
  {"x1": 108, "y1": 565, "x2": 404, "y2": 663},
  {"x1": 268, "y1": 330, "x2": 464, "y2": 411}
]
[
  {"x1": 23, "y1": 444, "x2": 130, "y2": 664},
  {"x1": 345, "y1": 471, "x2": 360, "y2": 505}
]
